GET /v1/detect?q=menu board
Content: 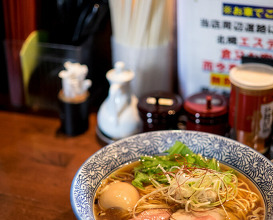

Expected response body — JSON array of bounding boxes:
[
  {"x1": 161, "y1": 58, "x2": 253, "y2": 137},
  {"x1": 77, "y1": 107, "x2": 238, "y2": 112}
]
[{"x1": 177, "y1": 0, "x2": 273, "y2": 98}]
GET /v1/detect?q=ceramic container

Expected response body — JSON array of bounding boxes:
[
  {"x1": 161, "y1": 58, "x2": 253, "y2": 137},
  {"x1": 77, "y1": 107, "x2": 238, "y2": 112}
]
[
  {"x1": 97, "y1": 62, "x2": 141, "y2": 140},
  {"x1": 137, "y1": 91, "x2": 183, "y2": 132},
  {"x1": 71, "y1": 130, "x2": 273, "y2": 220},
  {"x1": 184, "y1": 92, "x2": 229, "y2": 136}
]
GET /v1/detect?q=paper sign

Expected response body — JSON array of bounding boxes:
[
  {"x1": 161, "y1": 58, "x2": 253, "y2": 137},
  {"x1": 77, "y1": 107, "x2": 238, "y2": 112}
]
[{"x1": 177, "y1": 0, "x2": 273, "y2": 98}]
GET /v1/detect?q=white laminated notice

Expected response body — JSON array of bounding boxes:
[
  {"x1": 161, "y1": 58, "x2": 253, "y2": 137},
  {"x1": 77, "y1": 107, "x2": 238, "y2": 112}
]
[{"x1": 177, "y1": 0, "x2": 273, "y2": 98}]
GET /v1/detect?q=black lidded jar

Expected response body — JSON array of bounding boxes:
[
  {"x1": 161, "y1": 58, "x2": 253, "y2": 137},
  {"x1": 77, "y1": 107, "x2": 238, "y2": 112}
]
[
  {"x1": 183, "y1": 92, "x2": 229, "y2": 136},
  {"x1": 137, "y1": 91, "x2": 183, "y2": 132}
]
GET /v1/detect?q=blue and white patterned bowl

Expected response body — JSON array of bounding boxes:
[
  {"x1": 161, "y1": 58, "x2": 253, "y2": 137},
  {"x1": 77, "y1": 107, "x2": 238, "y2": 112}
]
[{"x1": 70, "y1": 130, "x2": 273, "y2": 220}]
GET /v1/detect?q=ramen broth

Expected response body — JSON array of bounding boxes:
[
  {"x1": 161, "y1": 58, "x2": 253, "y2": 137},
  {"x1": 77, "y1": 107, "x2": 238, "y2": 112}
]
[{"x1": 93, "y1": 161, "x2": 265, "y2": 220}]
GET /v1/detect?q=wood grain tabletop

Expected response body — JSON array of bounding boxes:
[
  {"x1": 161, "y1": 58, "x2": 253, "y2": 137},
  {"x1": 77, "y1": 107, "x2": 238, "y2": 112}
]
[
  {"x1": 0, "y1": 110, "x2": 103, "y2": 220},
  {"x1": 0, "y1": 109, "x2": 272, "y2": 220}
]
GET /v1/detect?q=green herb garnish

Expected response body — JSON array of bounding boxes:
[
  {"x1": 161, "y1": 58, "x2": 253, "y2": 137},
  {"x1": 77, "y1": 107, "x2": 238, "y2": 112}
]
[{"x1": 132, "y1": 141, "x2": 221, "y2": 189}]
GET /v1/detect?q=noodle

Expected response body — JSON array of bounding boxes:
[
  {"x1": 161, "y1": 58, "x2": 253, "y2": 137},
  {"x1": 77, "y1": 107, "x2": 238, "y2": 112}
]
[
  {"x1": 94, "y1": 160, "x2": 265, "y2": 220},
  {"x1": 222, "y1": 178, "x2": 264, "y2": 220}
]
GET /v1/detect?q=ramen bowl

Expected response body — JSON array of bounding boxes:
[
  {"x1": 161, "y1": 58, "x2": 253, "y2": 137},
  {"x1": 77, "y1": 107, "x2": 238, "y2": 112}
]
[{"x1": 70, "y1": 130, "x2": 273, "y2": 219}]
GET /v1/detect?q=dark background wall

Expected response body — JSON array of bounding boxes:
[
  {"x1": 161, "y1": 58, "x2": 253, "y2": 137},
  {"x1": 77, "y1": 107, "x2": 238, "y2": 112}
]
[
  {"x1": 0, "y1": 0, "x2": 112, "y2": 113},
  {"x1": 0, "y1": 0, "x2": 9, "y2": 108}
]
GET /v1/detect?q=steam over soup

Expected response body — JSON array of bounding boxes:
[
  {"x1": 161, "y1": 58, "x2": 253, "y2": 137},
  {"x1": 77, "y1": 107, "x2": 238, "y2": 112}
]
[{"x1": 94, "y1": 141, "x2": 265, "y2": 220}]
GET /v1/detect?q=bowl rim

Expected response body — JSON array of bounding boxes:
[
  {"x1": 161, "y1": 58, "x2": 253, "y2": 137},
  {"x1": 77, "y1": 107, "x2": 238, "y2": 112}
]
[{"x1": 70, "y1": 130, "x2": 273, "y2": 220}]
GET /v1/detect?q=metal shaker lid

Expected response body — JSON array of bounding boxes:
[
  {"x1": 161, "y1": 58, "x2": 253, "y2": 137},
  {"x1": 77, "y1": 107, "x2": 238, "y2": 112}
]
[
  {"x1": 184, "y1": 92, "x2": 228, "y2": 118},
  {"x1": 137, "y1": 91, "x2": 183, "y2": 118}
]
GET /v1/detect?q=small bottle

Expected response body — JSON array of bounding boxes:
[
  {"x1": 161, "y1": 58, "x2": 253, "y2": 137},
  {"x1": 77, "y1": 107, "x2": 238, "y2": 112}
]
[{"x1": 97, "y1": 61, "x2": 141, "y2": 141}]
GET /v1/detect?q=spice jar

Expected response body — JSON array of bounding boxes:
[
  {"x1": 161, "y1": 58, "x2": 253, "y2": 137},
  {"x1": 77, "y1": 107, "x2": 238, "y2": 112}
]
[
  {"x1": 183, "y1": 92, "x2": 229, "y2": 136},
  {"x1": 137, "y1": 91, "x2": 183, "y2": 132},
  {"x1": 229, "y1": 63, "x2": 273, "y2": 154}
]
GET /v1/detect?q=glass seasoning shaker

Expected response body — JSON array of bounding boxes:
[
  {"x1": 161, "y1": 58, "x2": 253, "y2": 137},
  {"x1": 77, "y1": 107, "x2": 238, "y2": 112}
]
[
  {"x1": 229, "y1": 63, "x2": 273, "y2": 154},
  {"x1": 137, "y1": 91, "x2": 183, "y2": 132},
  {"x1": 183, "y1": 92, "x2": 229, "y2": 136}
]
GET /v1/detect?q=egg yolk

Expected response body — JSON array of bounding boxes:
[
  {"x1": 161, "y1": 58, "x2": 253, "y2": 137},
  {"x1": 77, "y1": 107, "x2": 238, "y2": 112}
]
[{"x1": 99, "y1": 181, "x2": 140, "y2": 211}]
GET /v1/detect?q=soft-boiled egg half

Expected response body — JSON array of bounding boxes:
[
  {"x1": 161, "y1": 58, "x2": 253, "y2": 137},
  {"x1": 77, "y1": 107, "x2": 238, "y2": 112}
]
[{"x1": 99, "y1": 181, "x2": 140, "y2": 211}]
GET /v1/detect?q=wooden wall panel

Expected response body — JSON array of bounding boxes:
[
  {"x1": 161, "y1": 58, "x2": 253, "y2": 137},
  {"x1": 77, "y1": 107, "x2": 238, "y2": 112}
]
[{"x1": 2, "y1": 0, "x2": 37, "y2": 107}]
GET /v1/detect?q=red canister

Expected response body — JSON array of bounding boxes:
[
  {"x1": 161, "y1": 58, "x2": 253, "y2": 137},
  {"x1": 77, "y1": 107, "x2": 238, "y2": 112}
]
[
  {"x1": 184, "y1": 92, "x2": 229, "y2": 136},
  {"x1": 229, "y1": 63, "x2": 273, "y2": 154}
]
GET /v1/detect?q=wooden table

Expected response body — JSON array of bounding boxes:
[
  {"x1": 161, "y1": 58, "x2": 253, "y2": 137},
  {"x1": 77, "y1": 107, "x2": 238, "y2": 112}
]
[
  {"x1": 0, "y1": 110, "x2": 272, "y2": 220},
  {"x1": 0, "y1": 110, "x2": 103, "y2": 220}
]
